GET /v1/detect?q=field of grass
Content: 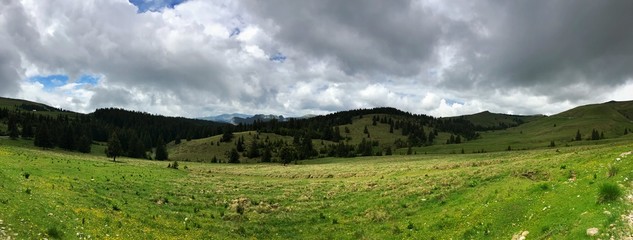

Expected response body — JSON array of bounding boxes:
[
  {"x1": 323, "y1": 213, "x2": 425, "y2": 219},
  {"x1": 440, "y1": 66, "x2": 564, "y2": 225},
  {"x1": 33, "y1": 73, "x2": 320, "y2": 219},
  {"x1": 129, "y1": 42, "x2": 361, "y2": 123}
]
[{"x1": 2, "y1": 137, "x2": 633, "y2": 239}]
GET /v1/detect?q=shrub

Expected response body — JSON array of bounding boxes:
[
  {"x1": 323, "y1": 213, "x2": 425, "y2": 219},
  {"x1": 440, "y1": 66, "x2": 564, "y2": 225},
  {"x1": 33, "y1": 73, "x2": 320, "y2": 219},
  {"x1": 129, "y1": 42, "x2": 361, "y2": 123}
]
[
  {"x1": 598, "y1": 183, "x2": 622, "y2": 203},
  {"x1": 168, "y1": 161, "x2": 179, "y2": 169},
  {"x1": 47, "y1": 226, "x2": 63, "y2": 239},
  {"x1": 22, "y1": 172, "x2": 30, "y2": 179}
]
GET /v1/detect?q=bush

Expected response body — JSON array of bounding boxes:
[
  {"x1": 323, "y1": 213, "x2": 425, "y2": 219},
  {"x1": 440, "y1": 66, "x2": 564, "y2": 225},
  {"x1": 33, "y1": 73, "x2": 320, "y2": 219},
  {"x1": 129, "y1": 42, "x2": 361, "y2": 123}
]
[
  {"x1": 168, "y1": 161, "x2": 179, "y2": 169},
  {"x1": 22, "y1": 172, "x2": 30, "y2": 179},
  {"x1": 598, "y1": 183, "x2": 622, "y2": 203},
  {"x1": 46, "y1": 226, "x2": 63, "y2": 239}
]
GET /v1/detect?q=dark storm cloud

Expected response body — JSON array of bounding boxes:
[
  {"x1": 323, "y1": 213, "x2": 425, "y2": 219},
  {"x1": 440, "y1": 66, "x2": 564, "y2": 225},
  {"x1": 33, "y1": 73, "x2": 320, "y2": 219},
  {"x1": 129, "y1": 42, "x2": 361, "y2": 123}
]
[
  {"x1": 460, "y1": 0, "x2": 633, "y2": 101},
  {"x1": 1, "y1": 0, "x2": 632, "y2": 117},
  {"x1": 0, "y1": 0, "x2": 35, "y2": 95},
  {"x1": 242, "y1": 0, "x2": 451, "y2": 77}
]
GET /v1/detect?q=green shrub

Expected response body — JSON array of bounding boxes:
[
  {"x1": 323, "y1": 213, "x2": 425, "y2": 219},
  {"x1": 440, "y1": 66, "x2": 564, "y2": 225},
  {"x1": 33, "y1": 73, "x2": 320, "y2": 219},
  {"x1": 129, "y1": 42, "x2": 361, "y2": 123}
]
[
  {"x1": 46, "y1": 226, "x2": 63, "y2": 239},
  {"x1": 598, "y1": 183, "x2": 622, "y2": 203}
]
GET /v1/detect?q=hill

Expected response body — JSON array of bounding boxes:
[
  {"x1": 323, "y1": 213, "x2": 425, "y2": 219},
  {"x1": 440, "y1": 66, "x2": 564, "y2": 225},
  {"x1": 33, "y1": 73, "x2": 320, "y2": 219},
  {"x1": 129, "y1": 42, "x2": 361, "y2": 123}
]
[
  {"x1": 412, "y1": 100, "x2": 633, "y2": 154},
  {"x1": 455, "y1": 111, "x2": 545, "y2": 130}
]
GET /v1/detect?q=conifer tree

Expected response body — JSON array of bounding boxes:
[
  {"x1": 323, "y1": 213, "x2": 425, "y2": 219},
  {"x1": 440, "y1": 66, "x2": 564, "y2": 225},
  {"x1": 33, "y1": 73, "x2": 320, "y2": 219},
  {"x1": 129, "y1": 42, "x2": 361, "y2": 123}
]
[
  {"x1": 236, "y1": 136, "x2": 245, "y2": 152},
  {"x1": 127, "y1": 134, "x2": 146, "y2": 158},
  {"x1": 575, "y1": 130, "x2": 582, "y2": 141},
  {"x1": 247, "y1": 140, "x2": 260, "y2": 158},
  {"x1": 34, "y1": 123, "x2": 53, "y2": 148},
  {"x1": 106, "y1": 132, "x2": 123, "y2": 162},
  {"x1": 261, "y1": 147, "x2": 272, "y2": 162},
  {"x1": 21, "y1": 120, "x2": 33, "y2": 139},
  {"x1": 155, "y1": 136, "x2": 168, "y2": 160},
  {"x1": 8, "y1": 115, "x2": 19, "y2": 140},
  {"x1": 228, "y1": 148, "x2": 240, "y2": 163},
  {"x1": 77, "y1": 135, "x2": 92, "y2": 153}
]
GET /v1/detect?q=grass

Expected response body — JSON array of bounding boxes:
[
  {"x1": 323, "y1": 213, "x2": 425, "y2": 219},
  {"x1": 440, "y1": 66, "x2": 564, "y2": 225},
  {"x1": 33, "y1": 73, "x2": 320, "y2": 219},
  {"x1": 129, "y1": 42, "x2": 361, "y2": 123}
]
[
  {"x1": 598, "y1": 183, "x2": 623, "y2": 203},
  {"x1": 2, "y1": 137, "x2": 633, "y2": 239}
]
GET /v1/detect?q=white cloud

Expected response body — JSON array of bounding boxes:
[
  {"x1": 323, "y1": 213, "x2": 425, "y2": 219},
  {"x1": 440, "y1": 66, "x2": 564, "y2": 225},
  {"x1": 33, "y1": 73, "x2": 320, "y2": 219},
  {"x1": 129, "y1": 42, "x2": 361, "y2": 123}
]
[{"x1": 0, "y1": 0, "x2": 631, "y2": 119}]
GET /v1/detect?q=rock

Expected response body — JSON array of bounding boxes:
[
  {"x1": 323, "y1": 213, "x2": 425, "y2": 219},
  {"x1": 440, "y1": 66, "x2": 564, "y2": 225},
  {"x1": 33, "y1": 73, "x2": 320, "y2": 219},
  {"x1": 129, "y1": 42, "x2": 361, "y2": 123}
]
[
  {"x1": 587, "y1": 227, "x2": 599, "y2": 236},
  {"x1": 511, "y1": 230, "x2": 529, "y2": 240}
]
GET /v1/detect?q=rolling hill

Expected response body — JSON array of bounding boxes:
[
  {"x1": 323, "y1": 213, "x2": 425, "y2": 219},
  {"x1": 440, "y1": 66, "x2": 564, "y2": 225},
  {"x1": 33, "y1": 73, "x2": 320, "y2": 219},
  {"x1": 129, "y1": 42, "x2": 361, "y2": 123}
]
[{"x1": 169, "y1": 100, "x2": 633, "y2": 161}]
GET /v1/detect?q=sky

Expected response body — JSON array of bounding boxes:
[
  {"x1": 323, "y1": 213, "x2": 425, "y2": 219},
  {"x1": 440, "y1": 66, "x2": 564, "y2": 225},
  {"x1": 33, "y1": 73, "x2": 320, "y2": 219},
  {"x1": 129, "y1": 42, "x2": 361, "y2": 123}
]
[{"x1": 1, "y1": 0, "x2": 632, "y2": 118}]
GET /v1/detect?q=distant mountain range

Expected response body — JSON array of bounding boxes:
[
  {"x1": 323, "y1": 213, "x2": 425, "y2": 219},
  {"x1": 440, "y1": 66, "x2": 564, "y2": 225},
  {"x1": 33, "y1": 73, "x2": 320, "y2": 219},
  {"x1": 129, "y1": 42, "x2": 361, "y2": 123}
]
[{"x1": 199, "y1": 113, "x2": 317, "y2": 125}]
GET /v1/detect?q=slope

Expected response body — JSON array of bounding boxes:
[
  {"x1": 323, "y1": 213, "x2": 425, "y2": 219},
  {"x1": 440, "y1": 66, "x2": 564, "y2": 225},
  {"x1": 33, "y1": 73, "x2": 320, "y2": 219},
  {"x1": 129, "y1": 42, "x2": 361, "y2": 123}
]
[
  {"x1": 415, "y1": 100, "x2": 633, "y2": 154},
  {"x1": 456, "y1": 111, "x2": 545, "y2": 130}
]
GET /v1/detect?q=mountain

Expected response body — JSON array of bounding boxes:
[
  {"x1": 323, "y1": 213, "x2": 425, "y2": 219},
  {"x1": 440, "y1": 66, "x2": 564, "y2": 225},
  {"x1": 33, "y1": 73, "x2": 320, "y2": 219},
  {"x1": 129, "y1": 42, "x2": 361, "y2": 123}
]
[
  {"x1": 199, "y1": 113, "x2": 252, "y2": 124},
  {"x1": 200, "y1": 113, "x2": 315, "y2": 125},
  {"x1": 233, "y1": 114, "x2": 286, "y2": 125}
]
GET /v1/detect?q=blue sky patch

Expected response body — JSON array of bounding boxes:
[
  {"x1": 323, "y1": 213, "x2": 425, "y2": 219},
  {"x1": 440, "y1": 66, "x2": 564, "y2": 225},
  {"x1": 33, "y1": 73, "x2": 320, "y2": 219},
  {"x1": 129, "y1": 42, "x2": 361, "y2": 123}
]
[
  {"x1": 76, "y1": 75, "x2": 99, "y2": 86},
  {"x1": 30, "y1": 75, "x2": 69, "y2": 90},
  {"x1": 445, "y1": 99, "x2": 464, "y2": 105},
  {"x1": 30, "y1": 74, "x2": 99, "y2": 91},
  {"x1": 128, "y1": 0, "x2": 187, "y2": 13},
  {"x1": 269, "y1": 52, "x2": 287, "y2": 63}
]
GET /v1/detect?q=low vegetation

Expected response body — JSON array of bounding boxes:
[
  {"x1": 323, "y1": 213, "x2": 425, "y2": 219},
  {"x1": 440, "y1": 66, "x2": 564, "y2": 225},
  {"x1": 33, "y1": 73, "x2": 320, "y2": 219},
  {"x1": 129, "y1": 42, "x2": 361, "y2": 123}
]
[{"x1": 1, "y1": 137, "x2": 632, "y2": 239}]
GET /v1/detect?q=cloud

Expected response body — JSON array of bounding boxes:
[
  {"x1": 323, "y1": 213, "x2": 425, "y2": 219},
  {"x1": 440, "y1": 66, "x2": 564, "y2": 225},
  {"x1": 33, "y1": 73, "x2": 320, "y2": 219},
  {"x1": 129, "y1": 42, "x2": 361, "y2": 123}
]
[{"x1": 1, "y1": 0, "x2": 632, "y2": 118}]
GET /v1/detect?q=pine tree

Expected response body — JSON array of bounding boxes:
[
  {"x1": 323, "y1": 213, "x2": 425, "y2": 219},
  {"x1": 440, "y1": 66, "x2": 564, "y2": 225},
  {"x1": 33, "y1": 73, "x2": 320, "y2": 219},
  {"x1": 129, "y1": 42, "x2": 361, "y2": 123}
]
[
  {"x1": 261, "y1": 147, "x2": 272, "y2": 162},
  {"x1": 127, "y1": 134, "x2": 146, "y2": 158},
  {"x1": 106, "y1": 132, "x2": 123, "y2": 162},
  {"x1": 575, "y1": 130, "x2": 582, "y2": 141},
  {"x1": 228, "y1": 148, "x2": 240, "y2": 163},
  {"x1": 59, "y1": 124, "x2": 75, "y2": 151},
  {"x1": 34, "y1": 123, "x2": 53, "y2": 148},
  {"x1": 77, "y1": 135, "x2": 92, "y2": 153},
  {"x1": 549, "y1": 140, "x2": 556, "y2": 147},
  {"x1": 220, "y1": 130, "x2": 234, "y2": 142},
  {"x1": 21, "y1": 120, "x2": 33, "y2": 139},
  {"x1": 8, "y1": 115, "x2": 19, "y2": 140},
  {"x1": 247, "y1": 140, "x2": 260, "y2": 158},
  {"x1": 591, "y1": 129, "x2": 600, "y2": 140},
  {"x1": 155, "y1": 136, "x2": 168, "y2": 160},
  {"x1": 279, "y1": 146, "x2": 295, "y2": 165},
  {"x1": 236, "y1": 136, "x2": 245, "y2": 152}
]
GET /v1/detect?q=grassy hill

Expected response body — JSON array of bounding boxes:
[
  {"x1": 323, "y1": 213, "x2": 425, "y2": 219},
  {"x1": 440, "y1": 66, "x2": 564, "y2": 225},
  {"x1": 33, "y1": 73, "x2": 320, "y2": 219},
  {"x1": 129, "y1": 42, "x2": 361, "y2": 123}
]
[
  {"x1": 169, "y1": 100, "x2": 633, "y2": 160},
  {"x1": 2, "y1": 135, "x2": 633, "y2": 239},
  {"x1": 0, "y1": 97, "x2": 76, "y2": 116},
  {"x1": 409, "y1": 100, "x2": 633, "y2": 154},
  {"x1": 456, "y1": 111, "x2": 545, "y2": 130}
]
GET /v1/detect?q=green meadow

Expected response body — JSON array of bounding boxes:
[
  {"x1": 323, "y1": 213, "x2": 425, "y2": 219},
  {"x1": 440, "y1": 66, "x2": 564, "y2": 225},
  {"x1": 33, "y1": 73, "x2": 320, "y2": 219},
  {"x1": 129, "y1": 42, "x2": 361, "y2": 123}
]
[{"x1": 2, "y1": 137, "x2": 633, "y2": 239}]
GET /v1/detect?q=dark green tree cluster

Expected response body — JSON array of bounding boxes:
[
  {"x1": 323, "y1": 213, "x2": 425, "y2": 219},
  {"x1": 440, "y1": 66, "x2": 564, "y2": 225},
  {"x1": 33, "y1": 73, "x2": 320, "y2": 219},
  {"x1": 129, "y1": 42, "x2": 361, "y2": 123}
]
[
  {"x1": 446, "y1": 134, "x2": 462, "y2": 144},
  {"x1": 356, "y1": 138, "x2": 378, "y2": 156},
  {"x1": 590, "y1": 129, "x2": 604, "y2": 140}
]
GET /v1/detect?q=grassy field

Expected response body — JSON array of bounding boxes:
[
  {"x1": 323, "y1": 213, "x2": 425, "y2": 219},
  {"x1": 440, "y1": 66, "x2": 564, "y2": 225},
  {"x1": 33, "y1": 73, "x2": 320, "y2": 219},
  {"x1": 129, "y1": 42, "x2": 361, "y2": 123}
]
[{"x1": 2, "y1": 137, "x2": 633, "y2": 239}]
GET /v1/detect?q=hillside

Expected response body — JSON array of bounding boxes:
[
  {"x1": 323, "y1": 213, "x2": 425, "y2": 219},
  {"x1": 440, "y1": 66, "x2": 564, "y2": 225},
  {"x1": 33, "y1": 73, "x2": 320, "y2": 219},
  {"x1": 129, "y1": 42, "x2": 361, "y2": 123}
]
[
  {"x1": 455, "y1": 111, "x2": 545, "y2": 130},
  {"x1": 413, "y1": 100, "x2": 633, "y2": 154}
]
